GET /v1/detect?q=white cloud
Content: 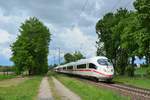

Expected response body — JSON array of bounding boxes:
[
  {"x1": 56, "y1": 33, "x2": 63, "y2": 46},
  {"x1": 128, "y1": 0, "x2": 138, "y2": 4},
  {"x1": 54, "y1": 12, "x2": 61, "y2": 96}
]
[
  {"x1": 95, "y1": 0, "x2": 104, "y2": 10},
  {"x1": 0, "y1": 29, "x2": 13, "y2": 59},
  {"x1": 0, "y1": 8, "x2": 28, "y2": 60},
  {"x1": 0, "y1": 29, "x2": 12, "y2": 44},
  {"x1": 48, "y1": 26, "x2": 97, "y2": 64},
  {"x1": 0, "y1": 47, "x2": 12, "y2": 59},
  {"x1": 55, "y1": 26, "x2": 96, "y2": 57}
]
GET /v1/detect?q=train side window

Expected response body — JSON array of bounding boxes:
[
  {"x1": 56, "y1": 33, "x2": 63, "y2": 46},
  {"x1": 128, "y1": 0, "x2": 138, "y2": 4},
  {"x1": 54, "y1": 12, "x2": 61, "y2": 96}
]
[
  {"x1": 63, "y1": 67, "x2": 66, "y2": 70},
  {"x1": 67, "y1": 66, "x2": 73, "y2": 70},
  {"x1": 77, "y1": 64, "x2": 86, "y2": 69},
  {"x1": 89, "y1": 63, "x2": 96, "y2": 69}
]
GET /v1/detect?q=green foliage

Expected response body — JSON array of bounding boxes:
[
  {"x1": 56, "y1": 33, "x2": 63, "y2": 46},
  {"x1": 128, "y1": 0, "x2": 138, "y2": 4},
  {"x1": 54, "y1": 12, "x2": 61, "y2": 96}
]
[
  {"x1": 140, "y1": 64, "x2": 148, "y2": 68},
  {"x1": 64, "y1": 51, "x2": 85, "y2": 63},
  {"x1": 64, "y1": 53, "x2": 75, "y2": 63},
  {"x1": 146, "y1": 67, "x2": 150, "y2": 77},
  {"x1": 96, "y1": 8, "x2": 131, "y2": 75},
  {"x1": 73, "y1": 51, "x2": 85, "y2": 61},
  {"x1": 134, "y1": 0, "x2": 150, "y2": 27},
  {"x1": 125, "y1": 65, "x2": 135, "y2": 77},
  {"x1": 134, "y1": 0, "x2": 150, "y2": 63},
  {"x1": 11, "y1": 17, "x2": 51, "y2": 75}
]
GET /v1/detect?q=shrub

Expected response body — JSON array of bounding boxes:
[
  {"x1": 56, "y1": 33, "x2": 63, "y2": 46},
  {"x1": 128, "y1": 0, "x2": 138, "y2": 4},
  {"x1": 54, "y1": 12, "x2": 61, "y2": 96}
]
[
  {"x1": 125, "y1": 65, "x2": 135, "y2": 77},
  {"x1": 146, "y1": 67, "x2": 150, "y2": 77},
  {"x1": 140, "y1": 64, "x2": 148, "y2": 68}
]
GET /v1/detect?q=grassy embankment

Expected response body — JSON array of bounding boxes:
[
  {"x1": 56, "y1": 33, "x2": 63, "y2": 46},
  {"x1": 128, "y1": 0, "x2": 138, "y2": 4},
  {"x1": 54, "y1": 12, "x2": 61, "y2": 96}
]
[
  {"x1": 114, "y1": 67, "x2": 150, "y2": 89},
  {"x1": 0, "y1": 76, "x2": 42, "y2": 100},
  {"x1": 48, "y1": 71, "x2": 129, "y2": 100}
]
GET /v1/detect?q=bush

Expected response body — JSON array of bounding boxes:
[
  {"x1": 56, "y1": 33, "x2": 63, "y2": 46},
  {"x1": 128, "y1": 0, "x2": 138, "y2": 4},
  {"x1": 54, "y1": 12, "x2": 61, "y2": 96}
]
[
  {"x1": 140, "y1": 64, "x2": 148, "y2": 68},
  {"x1": 125, "y1": 65, "x2": 135, "y2": 77},
  {"x1": 146, "y1": 67, "x2": 150, "y2": 77}
]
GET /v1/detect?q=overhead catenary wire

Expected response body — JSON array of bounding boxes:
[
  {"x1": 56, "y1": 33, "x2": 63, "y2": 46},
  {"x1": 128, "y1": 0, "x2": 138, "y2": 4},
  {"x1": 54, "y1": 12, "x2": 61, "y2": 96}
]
[
  {"x1": 73, "y1": 0, "x2": 89, "y2": 28},
  {"x1": 80, "y1": 0, "x2": 89, "y2": 16},
  {"x1": 70, "y1": 0, "x2": 134, "y2": 61},
  {"x1": 124, "y1": 0, "x2": 134, "y2": 9},
  {"x1": 111, "y1": 0, "x2": 134, "y2": 12},
  {"x1": 110, "y1": 0, "x2": 123, "y2": 12}
]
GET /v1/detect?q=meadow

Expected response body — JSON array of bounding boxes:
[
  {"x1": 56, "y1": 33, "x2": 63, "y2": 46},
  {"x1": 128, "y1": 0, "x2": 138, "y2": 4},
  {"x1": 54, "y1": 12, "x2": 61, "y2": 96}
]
[
  {"x1": 0, "y1": 76, "x2": 42, "y2": 100},
  {"x1": 114, "y1": 67, "x2": 150, "y2": 89}
]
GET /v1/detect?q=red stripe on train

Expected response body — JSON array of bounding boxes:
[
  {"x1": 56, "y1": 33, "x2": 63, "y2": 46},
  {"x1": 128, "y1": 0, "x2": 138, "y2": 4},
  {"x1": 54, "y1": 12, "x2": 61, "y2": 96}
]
[{"x1": 74, "y1": 69, "x2": 112, "y2": 77}]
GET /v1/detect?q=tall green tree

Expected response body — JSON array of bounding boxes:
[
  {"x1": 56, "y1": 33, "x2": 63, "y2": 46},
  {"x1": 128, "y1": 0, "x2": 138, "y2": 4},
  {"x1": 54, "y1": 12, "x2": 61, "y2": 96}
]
[
  {"x1": 96, "y1": 12, "x2": 116, "y2": 61},
  {"x1": 134, "y1": 0, "x2": 150, "y2": 64},
  {"x1": 11, "y1": 17, "x2": 51, "y2": 75},
  {"x1": 96, "y1": 8, "x2": 135, "y2": 75},
  {"x1": 120, "y1": 12, "x2": 139, "y2": 65}
]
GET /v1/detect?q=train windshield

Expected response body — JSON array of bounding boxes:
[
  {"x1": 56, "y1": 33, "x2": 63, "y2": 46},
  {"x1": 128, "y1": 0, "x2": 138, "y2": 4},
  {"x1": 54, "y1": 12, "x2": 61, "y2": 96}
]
[{"x1": 97, "y1": 59, "x2": 112, "y2": 66}]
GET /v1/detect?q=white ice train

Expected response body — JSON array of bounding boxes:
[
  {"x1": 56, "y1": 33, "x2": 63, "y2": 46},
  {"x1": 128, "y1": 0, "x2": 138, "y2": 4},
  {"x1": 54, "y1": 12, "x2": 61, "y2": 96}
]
[{"x1": 54, "y1": 56, "x2": 114, "y2": 81}]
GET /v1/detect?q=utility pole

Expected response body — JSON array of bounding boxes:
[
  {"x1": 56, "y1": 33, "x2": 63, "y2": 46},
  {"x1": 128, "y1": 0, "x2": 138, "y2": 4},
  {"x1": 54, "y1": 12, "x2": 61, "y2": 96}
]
[
  {"x1": 53, "y1": 47, "x2": 61, "y2": 65},
  {"x1": 53, "y1": 55, "x2": 55, "y2": 65},
  {"x1": 58, "y1": 48, "x2": 60, "y2": 65}
]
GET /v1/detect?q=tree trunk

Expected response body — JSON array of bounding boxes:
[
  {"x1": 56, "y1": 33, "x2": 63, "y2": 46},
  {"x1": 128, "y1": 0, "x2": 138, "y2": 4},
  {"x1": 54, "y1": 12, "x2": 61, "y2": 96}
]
[
  {"x1": 131, "y1": 56, "x2": 135, "y2": 66},
  {"x1": 146, "y1": 55, "x2": 149, "y2": 65}
]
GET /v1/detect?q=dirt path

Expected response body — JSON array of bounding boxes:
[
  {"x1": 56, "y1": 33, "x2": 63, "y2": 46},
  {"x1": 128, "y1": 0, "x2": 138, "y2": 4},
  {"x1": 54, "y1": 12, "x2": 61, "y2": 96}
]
[
  {"x1": 52, "y1": 77, "x2": 81, "y2": 100},
  {"x1": 38, "y1": 77, "x2": 53, "y2": 100}
]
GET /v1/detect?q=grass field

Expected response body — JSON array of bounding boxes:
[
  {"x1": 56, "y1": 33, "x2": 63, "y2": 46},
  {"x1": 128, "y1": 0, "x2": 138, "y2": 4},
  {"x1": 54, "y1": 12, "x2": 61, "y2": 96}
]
[
  {"x1": 49, "y1": 72, "x2": 129, "y2": 100},
  {"x1": 135, "y1": 67, "x2": 148, "y2": 75},
  {"x1": 0, "y1": 76, "x2": 42, "y2": 100},
  {"x1": 114, "y1": 67, "x2": 150, "y2": 89},
  {"x1": 0, "y1": 74, "x2": 16, "y2": 80},
  {"x1": 114, "y1": 75, "x2": 150, "y2": 89}
]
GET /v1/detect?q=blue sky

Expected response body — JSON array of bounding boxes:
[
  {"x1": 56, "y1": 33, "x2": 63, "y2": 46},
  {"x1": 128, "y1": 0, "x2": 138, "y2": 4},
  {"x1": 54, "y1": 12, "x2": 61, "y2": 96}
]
[{"x1": 0, "y1": 0, "x2": 136, "y2": 66}]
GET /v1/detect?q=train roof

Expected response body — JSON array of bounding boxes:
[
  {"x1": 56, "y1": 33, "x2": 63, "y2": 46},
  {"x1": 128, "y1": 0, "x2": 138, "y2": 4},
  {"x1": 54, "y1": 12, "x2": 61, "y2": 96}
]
[{"x1": 54, "y1": 56, "x2": 108, "y2": 69}]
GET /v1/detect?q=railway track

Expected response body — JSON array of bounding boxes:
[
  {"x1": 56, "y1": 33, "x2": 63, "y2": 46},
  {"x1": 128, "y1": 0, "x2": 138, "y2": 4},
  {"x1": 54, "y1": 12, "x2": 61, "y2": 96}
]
[
  {"x1": 97, "y1": 82, "x2": 150, "y2": 100},
  {"x1": 74, "y1": 77, "x2": 150, "y2": 100}
]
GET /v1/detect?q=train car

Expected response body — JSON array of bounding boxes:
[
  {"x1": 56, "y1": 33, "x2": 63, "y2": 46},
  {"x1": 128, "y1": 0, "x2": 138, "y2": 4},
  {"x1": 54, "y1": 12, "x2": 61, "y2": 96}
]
[{"x1": 54, "y1": 56, "x2": 114, "y2": 82}]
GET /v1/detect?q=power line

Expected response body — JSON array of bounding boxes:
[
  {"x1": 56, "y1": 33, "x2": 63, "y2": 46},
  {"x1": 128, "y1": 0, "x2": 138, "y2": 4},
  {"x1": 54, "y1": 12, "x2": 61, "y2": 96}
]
[
  {"x1": 80, "y1": 0, "x2": 89, "y2": 16},
  {"x1": 111, "y1": 0, "x2": 123, "y2": 12},
  {"x1": 73, "y1": 0, "x2": 89, "y2": 28},
  {"x1": 111, "y1": 0, "x2": 133, "y2": 12},
  {"x1": 58, "y1": 48, "x2": 60, "y2": 65},
  {"x1": 124, "y1": 0, "x2": 134, "y2": 9},
  {"x1": 53, "y1": 55, "x2": 55, "y2": 65}
]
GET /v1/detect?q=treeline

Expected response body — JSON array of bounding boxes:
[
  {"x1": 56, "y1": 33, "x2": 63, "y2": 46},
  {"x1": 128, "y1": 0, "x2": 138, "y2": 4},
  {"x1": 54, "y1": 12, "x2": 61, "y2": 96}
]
[
  {"x1": 49, "y1": 51, "x2": 84, "y2": 69},
  {"x1": 0, "y1": 66, "x2": 14, "y2": 72},
  {"x1": 64, "y1": 51, "x2": 85, "y2": 63},
  {"x1": 96, "y1": 0, "x2": 150, "y2": 76}
]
